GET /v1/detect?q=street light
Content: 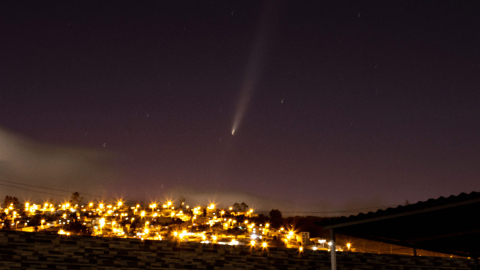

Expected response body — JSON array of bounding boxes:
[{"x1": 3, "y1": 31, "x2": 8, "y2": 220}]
[
  {"x1": 99, "y1": 218, "x2": 105, "y2": 235},
  {"x1": 319, "y1": 239, "x2": 326, "y2": 248}
]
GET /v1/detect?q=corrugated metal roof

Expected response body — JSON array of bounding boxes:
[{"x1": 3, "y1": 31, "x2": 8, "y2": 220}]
[{"x1": 322, "y1": 191, "x2": 480, "y2": 227}]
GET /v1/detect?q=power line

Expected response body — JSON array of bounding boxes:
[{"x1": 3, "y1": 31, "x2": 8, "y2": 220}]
[
  {"x1": 0, "y1": 183, "x2": 66, "y2": 198},
  {"x1": 0, "y1": 178, "x2": 103, "y2": 198},
  {"x1": 0, "y1": 178, "x2": 136, "y2": 203}
]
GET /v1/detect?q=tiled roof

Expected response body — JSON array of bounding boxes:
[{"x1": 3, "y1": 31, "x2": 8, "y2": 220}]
[{"x1": 321, "y1": 191, "x2": 480, "y2": 227}]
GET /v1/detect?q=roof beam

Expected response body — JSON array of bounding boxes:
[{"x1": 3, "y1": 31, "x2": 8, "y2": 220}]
[
  {"x1": 406, "y1": 228, "x2": 480, "y2": 243},
  {"x1": 334, "y1": 231, "x2": 471, "y2": 257}
]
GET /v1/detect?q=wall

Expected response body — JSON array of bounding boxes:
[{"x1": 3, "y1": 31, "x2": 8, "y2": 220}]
[{"x1": 0, "y1": 230, "x2": 473, "y2": 270}]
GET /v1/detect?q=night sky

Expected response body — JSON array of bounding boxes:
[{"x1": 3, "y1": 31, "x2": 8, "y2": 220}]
[{"x1": 1, "y1": 1, "x2": 480, "y2": 215}]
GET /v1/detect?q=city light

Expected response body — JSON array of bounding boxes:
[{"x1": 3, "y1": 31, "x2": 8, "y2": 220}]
[{"x1": 0, "y1": 194, "x2": 333, "y2": 252}]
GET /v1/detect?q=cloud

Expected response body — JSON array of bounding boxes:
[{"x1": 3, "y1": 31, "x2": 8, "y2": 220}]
[
  {"x1": 0, "y1": 127, "x2": 119, "y2": 202},
  {"x1": 0, "y1": 126, "x2": 398, "y2": 215}
]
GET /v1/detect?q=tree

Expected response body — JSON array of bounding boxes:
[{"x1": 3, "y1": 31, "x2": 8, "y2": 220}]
[
  {"x1": 240, "y1": 202, "x2": 248, "y2": 211},
  {"x1": 269, "y1": 209, "x2": 282, "y2": 219},
  {"x1": 70, "y1": 192, "x2": 83, "y2": 205},
  {"x1": 253, "y1": 214, "x2": 266, "y2": 224},
  {"x1": 65, "y1": 220, "x2": 90, "y2": 235},
  {"x1": 177, "y1": 196, "x2": 185, "y2": 209},
  {"x1": 30, "y1": 215, "x2": 42, "y2": 227},
  {"x1": 233, "y1": 203, "x2": 240, "y2": 211},
  {"x1": 4, "y1": 196, "x2": 19, "y2": 208},
  {"x1": 269, "y1": 209, "x2": 283, "y2": 228}
]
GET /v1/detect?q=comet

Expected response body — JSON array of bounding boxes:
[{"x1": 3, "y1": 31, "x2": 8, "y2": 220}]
[{"x1": 231, "y1": 1, "x2": 281, "y2": 136}]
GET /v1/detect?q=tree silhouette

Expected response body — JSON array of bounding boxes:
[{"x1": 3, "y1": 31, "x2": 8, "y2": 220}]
[
  {"x1": 69, "y1": 192, "x2": 83, "y2": 205},
  {"x1": 269, "y1": 209, "x2": 282, "y2": 219},
  {"x1": 269, "y1": 209, "x2": 283, "y2": 228},
  {"x1": 29, "y1": 215, "x2": 42, "y2": 227},
  {"x1": 178, "y1": 196, "x2": 185, "y2": 209},
  {"x1": 240, "y1": 202, "x2": 248, "y2": 211},
  {"x1": 4, "y1": 196, "x2": 19, "y2": 208},
  {"x1": 254, "y1": 214, "x2": 266, "y2": 224},
  {"x1": 65, "y1": 220, "x2": 90, "y2": 235}
]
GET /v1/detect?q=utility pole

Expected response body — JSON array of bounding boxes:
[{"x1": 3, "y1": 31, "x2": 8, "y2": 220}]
[{"x1": 330, "y1": 229, "x2": 336, "y2": 270}]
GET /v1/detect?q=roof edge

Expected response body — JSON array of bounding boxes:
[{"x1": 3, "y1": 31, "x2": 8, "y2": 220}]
[{"x1": 325, "y1": 195, "x2": 480, "y2": 229}]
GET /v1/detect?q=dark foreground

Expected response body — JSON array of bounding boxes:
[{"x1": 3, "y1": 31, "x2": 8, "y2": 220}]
[{"x1": 0, "y1": 230, "x2": 473, "y2": 270}]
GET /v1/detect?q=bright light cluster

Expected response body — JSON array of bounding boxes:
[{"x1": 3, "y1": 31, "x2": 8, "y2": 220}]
[{"x1": 0, "y1": 197, "x2": 354, "y2": 252}]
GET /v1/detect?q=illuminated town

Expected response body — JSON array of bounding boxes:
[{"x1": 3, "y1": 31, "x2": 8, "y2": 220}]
[{"x1": 0, "y1": 193, "x2": 345, "y2": 253}]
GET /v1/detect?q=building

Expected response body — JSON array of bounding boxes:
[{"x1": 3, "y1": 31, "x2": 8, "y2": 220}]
[{"x1": 297, "y1": 231, "x2": 310, "y2": 245}]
